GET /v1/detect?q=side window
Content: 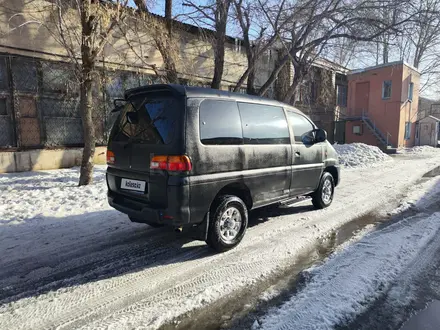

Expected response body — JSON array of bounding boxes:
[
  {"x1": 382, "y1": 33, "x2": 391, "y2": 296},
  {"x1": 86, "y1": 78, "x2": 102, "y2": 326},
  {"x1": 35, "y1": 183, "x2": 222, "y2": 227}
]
[
  {"x1": 287, "y1": 111, "x2": 315, "y2": 144},
  {"x1": 199, "y1": 99, "x2": 243, "y2": 145},
  {"x1": 237, "y1": 102, "x2": 289, "y2": 144}
]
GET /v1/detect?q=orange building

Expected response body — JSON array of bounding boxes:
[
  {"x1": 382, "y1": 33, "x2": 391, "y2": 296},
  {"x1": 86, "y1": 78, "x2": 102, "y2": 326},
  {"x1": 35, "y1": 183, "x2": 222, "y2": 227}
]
[{"x1": 345, "y1": 61, "x2": 420, "y2": 151}]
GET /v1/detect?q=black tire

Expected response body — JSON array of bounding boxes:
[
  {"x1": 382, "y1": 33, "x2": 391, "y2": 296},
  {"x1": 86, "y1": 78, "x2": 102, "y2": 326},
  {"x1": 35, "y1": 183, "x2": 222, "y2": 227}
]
[
  {"x1": 311, "y1": 172, "x2": 335, "y2": 209},
  {"x1": 206, "y1": 195, "x2": 248, "y2": 252}
]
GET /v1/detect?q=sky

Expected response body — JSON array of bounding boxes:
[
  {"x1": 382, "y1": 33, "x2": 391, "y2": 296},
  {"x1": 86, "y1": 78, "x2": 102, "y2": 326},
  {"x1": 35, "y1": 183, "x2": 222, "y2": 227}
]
[{"x1": 128, "y1": 0, "x2": 438, "y2": 100}]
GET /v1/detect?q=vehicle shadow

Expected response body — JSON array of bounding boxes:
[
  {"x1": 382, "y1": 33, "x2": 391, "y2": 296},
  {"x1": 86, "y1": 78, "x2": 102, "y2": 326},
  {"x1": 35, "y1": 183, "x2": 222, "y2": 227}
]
[
  {"x1": 0, "y1": 202, "x2": 313, "y2": 306},
  {"x1": 249, "y1": 203, "x2": 315, "y2": 226}
]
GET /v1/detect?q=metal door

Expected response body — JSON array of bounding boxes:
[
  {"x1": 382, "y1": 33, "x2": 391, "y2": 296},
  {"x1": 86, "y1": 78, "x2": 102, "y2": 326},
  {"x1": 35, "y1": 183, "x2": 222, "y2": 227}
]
[
  {"x1": 420, "y1": 122, "x2": 434, "y2": 146},
  {"x1": 354, "y1": 82, "x2": 370, "y2": 116},
  {"x1": 334, "y1": 121, "x2": 346, "y2": 144}
]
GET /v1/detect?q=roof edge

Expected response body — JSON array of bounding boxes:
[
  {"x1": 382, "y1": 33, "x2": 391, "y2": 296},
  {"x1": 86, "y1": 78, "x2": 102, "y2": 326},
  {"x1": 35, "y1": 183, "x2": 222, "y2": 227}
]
[{"x1": 349, "y1": 61, "x2": 421, "y2": 75}]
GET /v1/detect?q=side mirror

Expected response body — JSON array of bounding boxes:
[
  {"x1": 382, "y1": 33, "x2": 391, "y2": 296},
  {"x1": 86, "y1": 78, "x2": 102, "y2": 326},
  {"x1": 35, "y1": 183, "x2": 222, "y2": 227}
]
[
  {"x1": 112, "y1": 99, "x2": 127, "y2": 113},
  {"x1": 315, "y1": 128, "x2": 327, "y2": 143},
  {"x1": 126, "y1": 111, "x2": 139, "y2": 124}
]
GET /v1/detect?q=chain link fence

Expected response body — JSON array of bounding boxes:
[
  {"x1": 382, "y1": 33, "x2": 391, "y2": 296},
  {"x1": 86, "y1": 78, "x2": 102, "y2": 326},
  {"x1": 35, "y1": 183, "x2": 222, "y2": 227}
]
[
  {"x1": 0, "y1": 53, "x2": 169, "y2": 150},
  {"x1": 0, "y1": 52, "x2": 273, "y2": 150}
]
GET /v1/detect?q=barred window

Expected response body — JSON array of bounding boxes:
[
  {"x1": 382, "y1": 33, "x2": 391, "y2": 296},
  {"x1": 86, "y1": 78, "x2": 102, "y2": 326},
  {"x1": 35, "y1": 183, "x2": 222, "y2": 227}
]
[
  {"x1": 11, "y1": 57, "x2": 38, "y2": 92},
  {"x1": 0, "y1": 58, "x2": 8, "y2": 91},
  {"x1": 41, "y1": 62, "x2": 76, "y2": 94},
  {"x1": 336, "y1": 85, "x2": 348, "y2": 107},
  {"x1": 39, "y1": 97, "x2": 83, "y2": 146},
  {"x1": 0, "y1": 98, "x2": 6, "y2": 115}
]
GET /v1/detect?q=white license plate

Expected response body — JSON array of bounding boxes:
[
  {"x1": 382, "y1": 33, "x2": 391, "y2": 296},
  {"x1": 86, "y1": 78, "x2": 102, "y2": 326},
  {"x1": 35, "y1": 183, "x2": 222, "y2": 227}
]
[{"x1": 121, "y1": 178, "x2": 146, "y2": 192}]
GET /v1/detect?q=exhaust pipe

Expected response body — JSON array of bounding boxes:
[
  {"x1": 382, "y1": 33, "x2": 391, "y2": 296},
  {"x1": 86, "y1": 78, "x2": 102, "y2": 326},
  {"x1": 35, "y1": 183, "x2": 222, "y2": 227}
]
[{"x1": 175, "y1": 227, "x2": 183, "y2": 233}]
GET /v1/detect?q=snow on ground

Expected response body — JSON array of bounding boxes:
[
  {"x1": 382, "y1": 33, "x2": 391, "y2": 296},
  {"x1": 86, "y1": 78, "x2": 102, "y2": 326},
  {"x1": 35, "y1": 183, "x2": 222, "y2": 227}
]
[
  {"x1": 1, "y1": 155, "x2": 440, "y2": 330},
  {"x1": 398, "y1": 146, "x2": 440, "y2": 154},
  {"x1": 333, "y1": 143, "x2": 392, "y2": 168},
  {"x1": 389, "y1": 175, "x2": 440, "y2": 215},
  {"x1": 0, "y1": 166, "x2": 109, "y2": 225},
  {"x1": 254, "y1": 177, "x2": 440, "y2": 330}
]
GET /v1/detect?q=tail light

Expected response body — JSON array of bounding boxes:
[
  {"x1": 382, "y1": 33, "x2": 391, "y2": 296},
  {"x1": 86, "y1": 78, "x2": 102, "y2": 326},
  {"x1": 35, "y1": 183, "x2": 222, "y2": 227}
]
[
  {"x1": 107, "y1": 150, "x2": 115, "y2": 165},
  {"x1": 151, "y1": 155, "x2": 192, "y2": 172}
]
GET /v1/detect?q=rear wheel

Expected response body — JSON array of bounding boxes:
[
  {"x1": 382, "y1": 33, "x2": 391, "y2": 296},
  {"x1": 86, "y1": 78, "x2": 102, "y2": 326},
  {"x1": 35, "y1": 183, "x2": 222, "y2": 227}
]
[
  {"x1": 206, "y1": 195, "x2": 248, "y2": 252},
  {"x1": 312, "y1": 172, "x2": 335, "y2": 209}
]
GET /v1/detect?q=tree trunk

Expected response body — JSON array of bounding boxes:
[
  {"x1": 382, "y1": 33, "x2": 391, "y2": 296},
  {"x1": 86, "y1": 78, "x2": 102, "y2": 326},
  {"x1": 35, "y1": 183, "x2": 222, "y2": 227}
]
[
  {"x1": 155, "y1": 38, "x2": 179, "y2": 83},
  {"x1": 247, "y1": 64, "x2": 256, "y2": 95},
  {"x1": 382, "y1": 38, "x2": 389, "y2": 64},
  {"x1": 211, "y1": 0, "x2": 230, "y2": 89},
  {"x1": 78, "y1": 67, "x2": 96, "y2": 186},
  {"x1": 233, "y1": 66, "x2": 250, "y2": 92},
  {"x1": 413, "y1": 47, "x2": 421, "y2": 69},
  {"x1": 283, "y1": 75, "x2": 301, "y2": 103},
  {"x1": 257, "y1": 53, "x2": 289, "y2": 96},
  {"x1": 283, "y1": 60, "x2": 306, "y2": 103},
  {"x1": 78, "y1": 0, "x2": 96, "y2": 186},
  {"x1": 165, "y1": 0, "x2": 172, "y2": 35},
  {"x1": 211, "y1": 35, "x2": 226, "y2": 89}
]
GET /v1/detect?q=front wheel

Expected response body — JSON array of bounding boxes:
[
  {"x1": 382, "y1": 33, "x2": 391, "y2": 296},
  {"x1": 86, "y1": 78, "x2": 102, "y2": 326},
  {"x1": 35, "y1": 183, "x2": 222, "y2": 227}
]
[
  {"x1": 206, "y1": 195, "x2": 248, "y2": 252},
  {"x1": 312, "y1": 172, "x2": 335, "y2": 209}
]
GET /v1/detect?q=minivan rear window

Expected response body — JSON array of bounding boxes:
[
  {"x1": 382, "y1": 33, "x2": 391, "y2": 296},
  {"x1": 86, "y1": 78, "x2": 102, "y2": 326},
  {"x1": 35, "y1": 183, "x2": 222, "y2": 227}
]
[{"x1": 110, "y1": 93, "x2": 177, "y2": 144}]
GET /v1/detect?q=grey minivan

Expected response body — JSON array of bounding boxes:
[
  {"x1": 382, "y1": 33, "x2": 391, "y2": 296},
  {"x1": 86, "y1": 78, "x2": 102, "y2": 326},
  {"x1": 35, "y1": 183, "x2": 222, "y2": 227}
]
[{"x1": 106, "y1": 84, "x2": 340, "y2": 252}]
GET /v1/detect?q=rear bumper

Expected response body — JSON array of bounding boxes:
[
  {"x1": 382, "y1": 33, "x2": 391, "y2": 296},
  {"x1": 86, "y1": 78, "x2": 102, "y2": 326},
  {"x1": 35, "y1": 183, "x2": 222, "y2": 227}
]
[{"x1": 108, "y1": 190, "x2": 190, "y2": 226}]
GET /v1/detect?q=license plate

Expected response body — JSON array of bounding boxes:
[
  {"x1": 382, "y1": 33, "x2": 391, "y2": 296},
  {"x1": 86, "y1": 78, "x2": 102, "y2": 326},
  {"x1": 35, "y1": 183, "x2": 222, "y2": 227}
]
[{"x1": 121, "y1": 178, "x2": 146, "y2": 192}]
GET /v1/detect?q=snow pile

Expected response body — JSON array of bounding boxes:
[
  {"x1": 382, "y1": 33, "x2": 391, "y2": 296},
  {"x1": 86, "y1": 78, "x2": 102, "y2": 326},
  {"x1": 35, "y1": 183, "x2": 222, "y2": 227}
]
[
  {"x1": 0, "y1": 166, "x2": 110, "y2": 225},
  {"x1": 398, "y1": 146, "x2": 440, "y2": 154},
  {"x1": 334, "y1": 143, "x2": 392, "y2": 168}
]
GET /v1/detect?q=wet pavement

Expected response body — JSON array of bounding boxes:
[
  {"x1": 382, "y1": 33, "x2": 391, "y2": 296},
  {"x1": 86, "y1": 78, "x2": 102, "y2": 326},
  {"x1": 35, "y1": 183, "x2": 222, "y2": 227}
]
[
  {"x1": 161, "y1": 206, "x2": 398, "y2": 330},
  {"x1": 401, "y1": 300, "x2": 440, "y2": 330}
]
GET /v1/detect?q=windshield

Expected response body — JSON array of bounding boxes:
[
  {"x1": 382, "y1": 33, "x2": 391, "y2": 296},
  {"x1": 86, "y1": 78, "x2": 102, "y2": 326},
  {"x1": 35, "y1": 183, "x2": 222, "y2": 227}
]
[{"x1": 110, "y1": 93, "x2": 177, "y2": 144}]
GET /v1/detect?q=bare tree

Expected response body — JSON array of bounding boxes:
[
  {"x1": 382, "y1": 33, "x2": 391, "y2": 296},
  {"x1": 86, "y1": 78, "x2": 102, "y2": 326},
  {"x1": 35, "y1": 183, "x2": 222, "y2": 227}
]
[
  {"x1": 132, "y1": 0, "x2": 180, "y2": 83},
  {"x1": 231, "y1": 0, "x2": 283, "y2": 94},
  {"x1": 183, "y1": 0, "x2": 232, "y2": 89},
  {"x1": 371, "y1": 0, "x2": 440, "y2": 92},
  {"x1": 47, "y1": 0, "x2": 129, "y2": 185},
  {"x1": 256, "y1": 0, "x2": 418, "y2": 103},
  {"x1": 409, "y1": 0, "x2": 440, "y2": 69}
]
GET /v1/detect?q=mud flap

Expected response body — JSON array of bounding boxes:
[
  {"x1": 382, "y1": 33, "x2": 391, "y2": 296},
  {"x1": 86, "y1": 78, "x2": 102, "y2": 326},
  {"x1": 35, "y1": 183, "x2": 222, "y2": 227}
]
[{"x1": 188, "y1": 212, "x2": 209, "y2": 241}]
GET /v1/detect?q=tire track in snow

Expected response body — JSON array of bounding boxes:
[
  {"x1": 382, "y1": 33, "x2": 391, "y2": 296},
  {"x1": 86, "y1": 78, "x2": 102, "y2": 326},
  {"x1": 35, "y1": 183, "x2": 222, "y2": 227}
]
[
  {"x1": 1, "y1": 157, "x2": 440, "y2": 330},
  {"x1": 0, "y1": 226, "x2": 183, "y2": 303}
]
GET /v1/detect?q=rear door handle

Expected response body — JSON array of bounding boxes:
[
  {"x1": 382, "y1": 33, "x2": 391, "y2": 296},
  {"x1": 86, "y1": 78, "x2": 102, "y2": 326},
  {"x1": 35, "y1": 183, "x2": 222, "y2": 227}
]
[{"x1": 295, "y1": 151, "x2": 301, "y2": 157}]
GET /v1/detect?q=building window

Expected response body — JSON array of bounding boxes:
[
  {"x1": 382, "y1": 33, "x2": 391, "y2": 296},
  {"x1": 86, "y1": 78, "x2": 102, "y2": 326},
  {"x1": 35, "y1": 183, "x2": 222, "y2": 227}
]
[
  {"x1": 336, "y1": 85, "x2": 348, "y2": 107},
  {"x1": 404, "y1": 122, "x2": 411, "y2": 140},
  {"x1": 353, "y1": 125, "x2": 362, "y2": 135},
  {"x1": 408, "y1": 82, "x2": 414, "y2": 101},
  {"x1": 382, "y1": 80, "x2": 392, "y2": 99}
]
